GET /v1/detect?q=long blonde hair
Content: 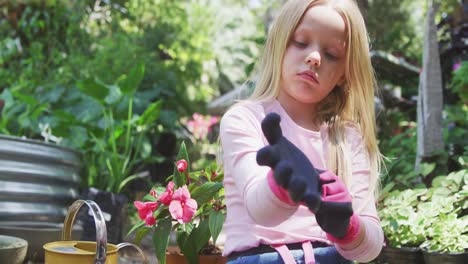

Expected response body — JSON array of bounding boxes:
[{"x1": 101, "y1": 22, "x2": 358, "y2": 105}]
[{"x1": 247, "y1": 0, "x2": 382, "y2": 199}]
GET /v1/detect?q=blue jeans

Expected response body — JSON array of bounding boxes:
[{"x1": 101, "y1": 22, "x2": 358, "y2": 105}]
[{"x1": 227, "y1": 246, "x2": 352, "y2": 264}]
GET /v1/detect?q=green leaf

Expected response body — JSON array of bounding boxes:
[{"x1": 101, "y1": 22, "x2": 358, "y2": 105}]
[
  {"x1": 179, "y1": 220, "x2": 211, "y2": 264},
  {"x1": 138, "y1": 100, "x2": 162, "y2": 127},
  {"x1": 118, "y1": 62, "x2": 145, "y2": 95},
  {"x1": 118, "y1": 174, "x2": 143, "y2": 193},
  {"x1": 419, "y1": 162, "x2": 436, "y2": 177},
  {"x1": 173, "y1": 142, "x2": 190, "y2": 187},
  {"x1": 209, "y1": 210, "x2": 225, "y2": 246},
  {"x1": 191, "y1": 182, "x2": 223, "y2": 206},
  {"x1": 53, "y1": 110, "x2": 79, "y2": 124},
  {"x1": 127, "y1": 220, "x2": 146, "y2": 236},
  {"x1": 153, "y1": 218, "x2": 172, "y2": 264},
  {"x1": 12, "y1": 91, "x2": 37, "y2": 105},
  {"x1": 135, "y1": 227, "x2": 152, "y2": 245},
  {"x1": 76, "y1": 78, "x2": 109, "y2": 104}
]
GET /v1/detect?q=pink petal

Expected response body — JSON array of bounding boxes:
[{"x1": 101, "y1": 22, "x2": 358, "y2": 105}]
[
  {"x1": 134, "y1": 201, "x2": 145, "y2": 210},
  {"x1": 159, "y1": 181, "x2": 175, "y2": 205},
  {"x1": 145, "y1": 201, "x2": 159, "y2": 211},
  {"x1": 167, "y1": 181, "x2": 175, "y2": 190},
  {"x1": 181, "y1": 199, "x2": 198, "y2": 223},
  {"x1": 145, "y1": 212, "x2": 156, "y2": 226},
  {"x1": 172, "y1": 186, "x2": 190, "y2": 201},
  {"x1": 134, "y1": 201, "x2": 149, "y2": 220},
  {"x1": 169, "y1": 200, "x2": 183, "y2": 222},
  {"x1": 159, "y1": 193, "x2": 171, "y2": 205}
]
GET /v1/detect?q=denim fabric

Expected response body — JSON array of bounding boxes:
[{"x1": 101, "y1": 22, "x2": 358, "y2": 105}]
[{"x1": 227, "y1": 246, "x2": 352, "y2": 264}]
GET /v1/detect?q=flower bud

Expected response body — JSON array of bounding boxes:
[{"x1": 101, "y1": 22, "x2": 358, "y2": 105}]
[{"x1": 176, "y1": 159, "x2": 188, "y2": 172}]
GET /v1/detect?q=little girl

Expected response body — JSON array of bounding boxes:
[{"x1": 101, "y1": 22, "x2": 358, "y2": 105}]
[{"x1": 219, "y1": 0, "x2": 384, "y2": 263}]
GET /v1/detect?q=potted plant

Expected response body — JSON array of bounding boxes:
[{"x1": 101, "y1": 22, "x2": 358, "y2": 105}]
[
  {"x1": 419, "y1": 169, "x2": 468, "y2": 264},
  {"x1": 377, "y1": 188, "x2": 427, "y2": 264},
  {"x1": 129, "y1": 142, "x2": 226, "y2": 264},
  {"x1": 378, "y1": 168, "x2": 468, "y2": 264}
]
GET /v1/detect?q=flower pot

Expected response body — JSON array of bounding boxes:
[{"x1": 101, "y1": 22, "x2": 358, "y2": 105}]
[
  {"x1": 377, "y1": 246, "x2": 424, "y2": 264},
  {"x1": 166, "y1": 253, "x2": 227, "y2": 264},
  {"x1": 78, "y1": 187, "x2": 128, "y2": 244},
  {"x1": 422, "y1": 249, "x2": 468, "y2": 264},
  {"x1": 0, "y1": 235, "x2": 28, "y2": 264}
]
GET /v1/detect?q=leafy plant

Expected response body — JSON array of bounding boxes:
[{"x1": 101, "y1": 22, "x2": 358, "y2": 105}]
[
  {"x1": 449, "y1": 61, "x2": 468, "y2": 102},
  {"x1": 73, "y1": 63, "x2": 162, "y2": 193},
  {"x1": 419, "y1": 169, "x2": 468, "y2": 253},
  {"x1": 377, "y1": 114, "x2": 420, "y2": 198},
  {"x1": 129, "y1": 142, "x2": 225, "y2": 264},
  {"x1": 379, "y1": 188, "x2": 428, "y2": 248},
  {"x1": 379, "y1": 169, "x2": 468, "y2": 252}
]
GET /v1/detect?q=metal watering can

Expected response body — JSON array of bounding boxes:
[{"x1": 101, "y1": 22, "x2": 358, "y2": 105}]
[{"x1": 43, "y1": 200, "x2": 148, "y2": 264}]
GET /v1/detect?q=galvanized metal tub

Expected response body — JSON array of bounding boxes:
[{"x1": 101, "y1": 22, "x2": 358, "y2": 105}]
[{"x1": 0, "y1": 134, "x2": 82, "y2": 223}]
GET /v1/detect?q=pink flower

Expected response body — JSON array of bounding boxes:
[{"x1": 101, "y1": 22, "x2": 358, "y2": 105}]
[
  {"x1": 134, "y1": 201, "x2": 159, "y2": 226},
  {"x1": 159, "y1": 181, "x2": 175, "y2": 205},
  {"x1": 176, "y1": 159, "x2": 188, "y2": 172},
  {"x1": 169, "y1": 185, "x2": 198, "y2": 224},
  {"x1": 145, "y1": 213, "x2": 156, "y2": 226},
  {"x1": 186, "y1": 113, "x2": 220, "y2": 140}
]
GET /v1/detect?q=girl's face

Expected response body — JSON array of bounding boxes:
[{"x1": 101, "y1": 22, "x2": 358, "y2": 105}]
[{"x1": 279, "y1": 4, "x2": 347, "y2": 111}]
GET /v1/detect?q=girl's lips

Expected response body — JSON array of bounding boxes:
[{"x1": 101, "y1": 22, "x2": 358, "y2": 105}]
[{"x1": 297, "y1": 71, "x2": 319, "y2": 84}]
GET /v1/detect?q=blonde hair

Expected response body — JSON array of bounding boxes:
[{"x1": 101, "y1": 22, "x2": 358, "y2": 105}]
[{"x1": 246, "y1": 0, "x2": 382, "y2": 199}]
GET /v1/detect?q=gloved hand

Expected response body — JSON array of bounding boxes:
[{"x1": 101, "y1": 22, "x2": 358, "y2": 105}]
[
  {"x1": 256, "y1": 112, "x2": 322, "y2": 212},
  {"x1": 256, "y1": 112, "x2": 357, "y2": 241},
  {"x1": 315, "y1": 171, "x2": 356, "y2": 239}
]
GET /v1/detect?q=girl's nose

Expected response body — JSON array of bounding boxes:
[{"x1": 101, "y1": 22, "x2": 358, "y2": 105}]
[{"x1": 305, "y1": 51, "x2": 321, "y2": 67}]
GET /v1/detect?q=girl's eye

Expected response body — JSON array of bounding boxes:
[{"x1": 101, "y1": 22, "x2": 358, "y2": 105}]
[
  {"x1": 325, "y1": 52, "x2": 338, "y2": 61},
  {"x1": 292, "y1": 40, "x2": 307, "y2": 48}
]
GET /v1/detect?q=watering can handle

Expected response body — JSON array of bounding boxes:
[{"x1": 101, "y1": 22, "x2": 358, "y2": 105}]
[
  {"x1": 62, "y1": 199, "x2": 108, "y2": 264},
  {"x1": 117, "y1": 242, "x2": 149, "y2": 264}
]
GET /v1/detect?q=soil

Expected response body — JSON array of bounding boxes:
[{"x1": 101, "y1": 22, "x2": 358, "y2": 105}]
[{"x1": 199, "y1": 244, "x2": 223, "y2": 256}]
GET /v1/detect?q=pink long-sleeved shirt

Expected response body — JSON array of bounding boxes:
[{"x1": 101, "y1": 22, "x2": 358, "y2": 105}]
[{"x1": 219, "y1": 99, "x2": 384, "y2": 263}]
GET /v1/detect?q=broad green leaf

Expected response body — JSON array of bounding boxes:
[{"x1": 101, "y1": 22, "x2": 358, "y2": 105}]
[
  {"x1": 209, "y1": 210, "x2": 225, "y2": 246},
  {"x1": 12, "y1": 91, "x2": 37, "y2": 105},
  {"x1": 191, "y1": 182, "x2": 223, "y2": 206},
  {"x1": 419, "y1": 162, "x2": 436, "y2": 177},
  {"x1": 118, "y1": 62, "x2": 145, "y2": 95},
  {"x1": 76, "y1": 78, "x2": 109, "y2": 104},
  {"x1": 153, "y1": 218, "x2": 172, "y2": 264},
  {"x1": 53, "y1": 110, "x2": 79, "y2": 124},
  {"x1": 135, "y1": 227, "x2": 152, "y2": 245},
  {"x1": 179, "y1": 220, "x2": 211, "y2": 264}
]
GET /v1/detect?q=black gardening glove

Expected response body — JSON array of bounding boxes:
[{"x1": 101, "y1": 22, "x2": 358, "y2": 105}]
[
  {"x1": 314, "y1": 171, "x2": 355, "y2": 239},
  {"x1": 256, "y1": 113, "x2": 355, "y2": 239},
  {"x1": 256, "y1": 112, "x2": 322, "y2": 212}
]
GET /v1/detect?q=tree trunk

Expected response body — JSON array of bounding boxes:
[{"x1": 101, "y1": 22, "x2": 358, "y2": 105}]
[{"x1": 415, "y1": 0, "x2": 444, "y2": 171}]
